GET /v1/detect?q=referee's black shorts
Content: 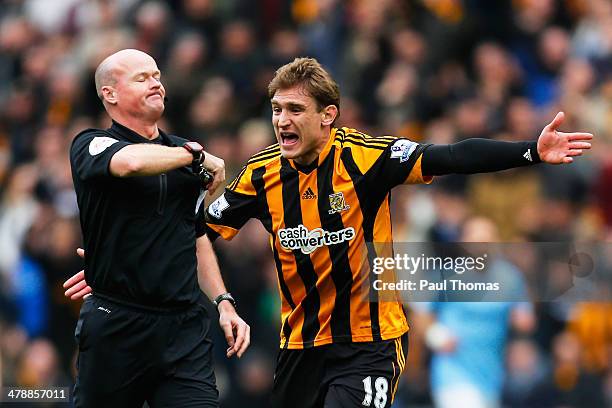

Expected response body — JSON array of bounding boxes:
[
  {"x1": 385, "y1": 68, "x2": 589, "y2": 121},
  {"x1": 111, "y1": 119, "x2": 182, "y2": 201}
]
[
  {"x1": 272, "y1": 333, "x2": 408, "y2": 408},
  {"x1": 73, "y1": 294, "x2": 218, "y2": 408}
]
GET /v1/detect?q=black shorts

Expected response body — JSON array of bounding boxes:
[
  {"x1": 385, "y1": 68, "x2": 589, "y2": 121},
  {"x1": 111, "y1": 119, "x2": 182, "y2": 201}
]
[
  {"x1": 73, "y1": 295, "x2": 218, "y2": 408},
  {"x1": 272, "y1": 333, "x2": 408, "y2": 408}
]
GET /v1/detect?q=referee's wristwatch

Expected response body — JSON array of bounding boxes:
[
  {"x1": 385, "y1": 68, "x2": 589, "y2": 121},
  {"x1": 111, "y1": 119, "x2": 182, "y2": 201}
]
[
  {"x1": 213, "y1": 293, "x2": 236, "y2": 310},
  {"x1": 182, "y1": 141, "x2": 205, "y2": 174}
]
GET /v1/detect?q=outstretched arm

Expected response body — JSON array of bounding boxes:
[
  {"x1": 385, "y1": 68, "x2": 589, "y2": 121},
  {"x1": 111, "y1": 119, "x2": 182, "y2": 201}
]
[{"x1": 422, "y1": 111, "x2": 592, "y2": 176}]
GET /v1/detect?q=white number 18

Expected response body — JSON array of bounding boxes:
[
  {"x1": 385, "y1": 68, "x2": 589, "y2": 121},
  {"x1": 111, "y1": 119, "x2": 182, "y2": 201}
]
[{"x1": 362, "y1": 376, "x2": 388, "y2": 407}]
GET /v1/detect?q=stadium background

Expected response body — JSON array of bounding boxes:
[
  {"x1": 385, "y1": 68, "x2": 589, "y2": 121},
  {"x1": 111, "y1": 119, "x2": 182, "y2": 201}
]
[{"x1": 0, "y1": 0, "x2": 610, "y2": 406}]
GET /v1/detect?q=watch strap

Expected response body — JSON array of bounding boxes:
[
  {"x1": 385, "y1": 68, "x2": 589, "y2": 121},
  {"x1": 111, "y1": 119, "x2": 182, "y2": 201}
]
[{"x1": 213, "y1": 293, "x2": 236, "y2": 309}]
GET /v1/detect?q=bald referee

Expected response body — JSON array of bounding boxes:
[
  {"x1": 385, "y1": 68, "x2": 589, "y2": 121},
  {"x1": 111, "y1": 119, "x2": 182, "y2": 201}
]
[{"x1": 68, "y1": 49, "x2": 249, "y2": 407}]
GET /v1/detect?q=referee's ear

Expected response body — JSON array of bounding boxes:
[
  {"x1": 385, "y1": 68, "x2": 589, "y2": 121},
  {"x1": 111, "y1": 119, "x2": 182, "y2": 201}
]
[
  {"x1": 101, "y1": 86, "x2": 118, "y2": 105},
  {"x1": 321, "y1": 105, "x2": 338, "y2": 127}
]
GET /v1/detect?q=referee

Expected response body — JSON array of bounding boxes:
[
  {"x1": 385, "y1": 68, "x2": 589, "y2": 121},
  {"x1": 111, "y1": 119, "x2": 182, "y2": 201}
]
[{"x1": 68, "y1": 49, "x2": 249, "y2": 407}]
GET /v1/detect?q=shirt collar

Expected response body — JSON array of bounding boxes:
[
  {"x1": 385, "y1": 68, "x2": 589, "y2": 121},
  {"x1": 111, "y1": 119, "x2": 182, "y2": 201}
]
[
  {"x1": 287, "y1": 128, "x2": 337, "y2": 174},
  {"x1": 110, "y1": 120, "x2": 173, "y2": 146}
]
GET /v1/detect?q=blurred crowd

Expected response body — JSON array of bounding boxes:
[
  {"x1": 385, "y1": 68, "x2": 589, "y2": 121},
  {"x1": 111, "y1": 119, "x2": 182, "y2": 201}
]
[{"x1": 0, "y1": 0, "x2": 611, "y2": 407}]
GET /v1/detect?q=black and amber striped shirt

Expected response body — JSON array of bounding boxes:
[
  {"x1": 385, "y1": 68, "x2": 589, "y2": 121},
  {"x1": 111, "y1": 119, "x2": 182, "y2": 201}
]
[{"x1": 204, "y1": 127, "x2": 432, "y2": 349}]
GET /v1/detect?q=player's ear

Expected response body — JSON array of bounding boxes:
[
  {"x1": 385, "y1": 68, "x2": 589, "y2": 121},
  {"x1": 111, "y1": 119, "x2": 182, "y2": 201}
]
[
  {"x1": 321, "y1": 105, "x2": 338, "y2": 126},
  {"x1": 101, "y1": 86, "x2": 118, "y2": 105}
]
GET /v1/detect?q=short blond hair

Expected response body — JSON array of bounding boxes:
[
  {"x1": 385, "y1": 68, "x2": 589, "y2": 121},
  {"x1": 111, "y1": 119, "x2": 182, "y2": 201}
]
[{"x1": 268, "y1": 57, "x2": 340, "y2": 116}]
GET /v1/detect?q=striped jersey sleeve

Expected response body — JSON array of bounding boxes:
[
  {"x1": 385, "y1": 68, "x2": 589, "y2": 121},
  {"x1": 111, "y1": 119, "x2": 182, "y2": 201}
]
[
  {"x1": 202, "y1": 144, "x2": 280, "y2": 240},
  {"x1": 335, "y1": 128, "x2": 433, "y2": 190}
]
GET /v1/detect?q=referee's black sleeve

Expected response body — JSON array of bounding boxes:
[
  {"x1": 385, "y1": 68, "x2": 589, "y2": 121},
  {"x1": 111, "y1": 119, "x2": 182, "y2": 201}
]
[
  {"x1": 70, "y1": 130, "x2": 130, "y2": 180},
  {"x1": 421, "y1": 139, "x2": 541, "y2": 176}
]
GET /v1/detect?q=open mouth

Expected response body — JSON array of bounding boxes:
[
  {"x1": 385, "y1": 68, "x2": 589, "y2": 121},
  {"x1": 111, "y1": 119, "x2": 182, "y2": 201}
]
[{"x1": 280, "y1": 132, "x2": 299, "y2": 146}]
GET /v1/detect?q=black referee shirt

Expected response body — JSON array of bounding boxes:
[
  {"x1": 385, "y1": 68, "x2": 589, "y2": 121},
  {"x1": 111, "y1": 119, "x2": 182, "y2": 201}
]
[{"x1": 70, "y1": 121, "x2": 203, "y2": 308}]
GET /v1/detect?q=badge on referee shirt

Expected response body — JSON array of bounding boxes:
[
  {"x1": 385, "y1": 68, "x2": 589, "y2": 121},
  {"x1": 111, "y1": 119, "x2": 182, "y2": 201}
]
[{"x1": 88, "y1": 137, "x2": 119, "y2": 156}]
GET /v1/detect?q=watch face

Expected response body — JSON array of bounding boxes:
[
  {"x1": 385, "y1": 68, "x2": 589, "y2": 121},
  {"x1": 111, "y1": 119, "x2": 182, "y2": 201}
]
[{"x1": 186, "y1": 142, "x2": 203, "y2": 153}]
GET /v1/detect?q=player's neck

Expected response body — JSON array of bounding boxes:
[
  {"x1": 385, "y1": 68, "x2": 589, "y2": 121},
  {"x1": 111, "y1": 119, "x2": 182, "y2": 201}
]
[
  {"x1": 111, "y1": 113, "x2": 159, "y2": 139},
  {"x1": 293, "y1": 128, "x2": 331, "y2": 166},
  {"x1": 293, "y1": 151, "x2": 319, "y2": 166}
]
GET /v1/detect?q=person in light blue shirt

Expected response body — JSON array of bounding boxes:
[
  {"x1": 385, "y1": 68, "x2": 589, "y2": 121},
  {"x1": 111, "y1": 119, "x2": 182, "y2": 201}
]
[{"x1": 411, "y1": 216, "x2": 535, "y2": 408}]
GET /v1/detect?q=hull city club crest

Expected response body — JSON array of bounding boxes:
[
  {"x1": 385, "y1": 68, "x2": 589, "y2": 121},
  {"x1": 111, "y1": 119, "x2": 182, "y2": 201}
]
[{"x1": 328, "y1": 192, "x2": 350, "y2": 214}]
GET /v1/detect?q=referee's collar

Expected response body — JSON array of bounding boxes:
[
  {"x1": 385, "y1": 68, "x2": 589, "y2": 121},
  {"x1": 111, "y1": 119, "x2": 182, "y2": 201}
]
[{"x1": 110, "y1": 120, "x2": 171, "y2": 146}]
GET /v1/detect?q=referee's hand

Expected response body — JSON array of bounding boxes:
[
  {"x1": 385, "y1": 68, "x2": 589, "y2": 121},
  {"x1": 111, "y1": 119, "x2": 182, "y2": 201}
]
[
  {"x1": 202, "y1": 151, "x2": 225, "y2": 194},
  {"x1": 63, "y1": 248, "x2": 93, "y2": 300},
  {"x1": 218, "y1": 302, "x2": 250, "y2": 358}
]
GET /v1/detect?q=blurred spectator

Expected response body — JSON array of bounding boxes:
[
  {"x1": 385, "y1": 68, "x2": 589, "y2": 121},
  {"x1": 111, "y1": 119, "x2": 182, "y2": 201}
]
[
  {"x1": 0, "y1": 164, "x2": 40, "y2": 277},
  {"x1": 412, "y1": 216, "x2": 535, "y2": 408},
  {"x1": 131, "y1": 1, "x2": 173, "y2": 61},
  {"x1": 503, "y1": 338, "x2": 549, "y2": 407},
  {"x1": 221, "y1": 348, "x2": 274, "y2": 407},
  {"x1": 188, "y1": 76, "x2": 238, "y2": 142},
  {"x1": 541, "y1": 331, "x2": 606, "y2": 407},
  {"x1": 0, "y1": 324, "x2": 28, "y2": 385},
  {"x1": 178, "y1": 0, "x2": 221, "y2": 54},
  {"x1": 163, "y1": 31, "x2": 210, "y2": 135},
  {"x1": 567, "y1": 302, "x2": 612, "y2": 375},
  {"x1": 15, "y1": 338, "x2": 64, "y2": 387},
  {"x1": 214, "y1": 20, "x2": 263, "y2": 105}
]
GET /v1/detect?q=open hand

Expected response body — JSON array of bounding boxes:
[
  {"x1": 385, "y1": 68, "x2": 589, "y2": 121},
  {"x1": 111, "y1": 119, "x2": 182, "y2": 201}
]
[{"x1": 537, "y1": 112, "x2": 593, "y2": 164}]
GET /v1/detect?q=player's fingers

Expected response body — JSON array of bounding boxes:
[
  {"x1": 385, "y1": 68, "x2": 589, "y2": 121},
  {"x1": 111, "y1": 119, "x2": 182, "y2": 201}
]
[
  {"x1": 547, "y1": 111, "x2": 564, "y2": 131},
  {"x1": 564, "y1": 132, "x2": 593, "y2": 141},
  {"x1": 63, "y1": 270, "x2": 85, "y2": 288},
  {"x1": 71, "y1": 286, "x2": 92, "y2": 300},
  {"x1": 563, "y1": 157, "x2": 574, "y2": 164},
  {"x1": 568, "y1": 142, "x2": 591, "y2": 150},
  {"x1": 76, "y1": 248, "x2": 85, "y2": 258},
  {"x1": 238, "y1": 324, "x2": 250, "y2": 358},
  {"x1": 566, "y1": 149, "x2": 583, "y2": 157},
  {"x1": 65, "y1": 279, "x2": 88, "y2": 297}
]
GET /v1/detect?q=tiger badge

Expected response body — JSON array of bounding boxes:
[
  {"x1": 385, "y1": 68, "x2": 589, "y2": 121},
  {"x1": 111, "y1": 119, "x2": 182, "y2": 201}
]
[{"x1": 328, "y1": 192, "x2": 350, "y2": 214}]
